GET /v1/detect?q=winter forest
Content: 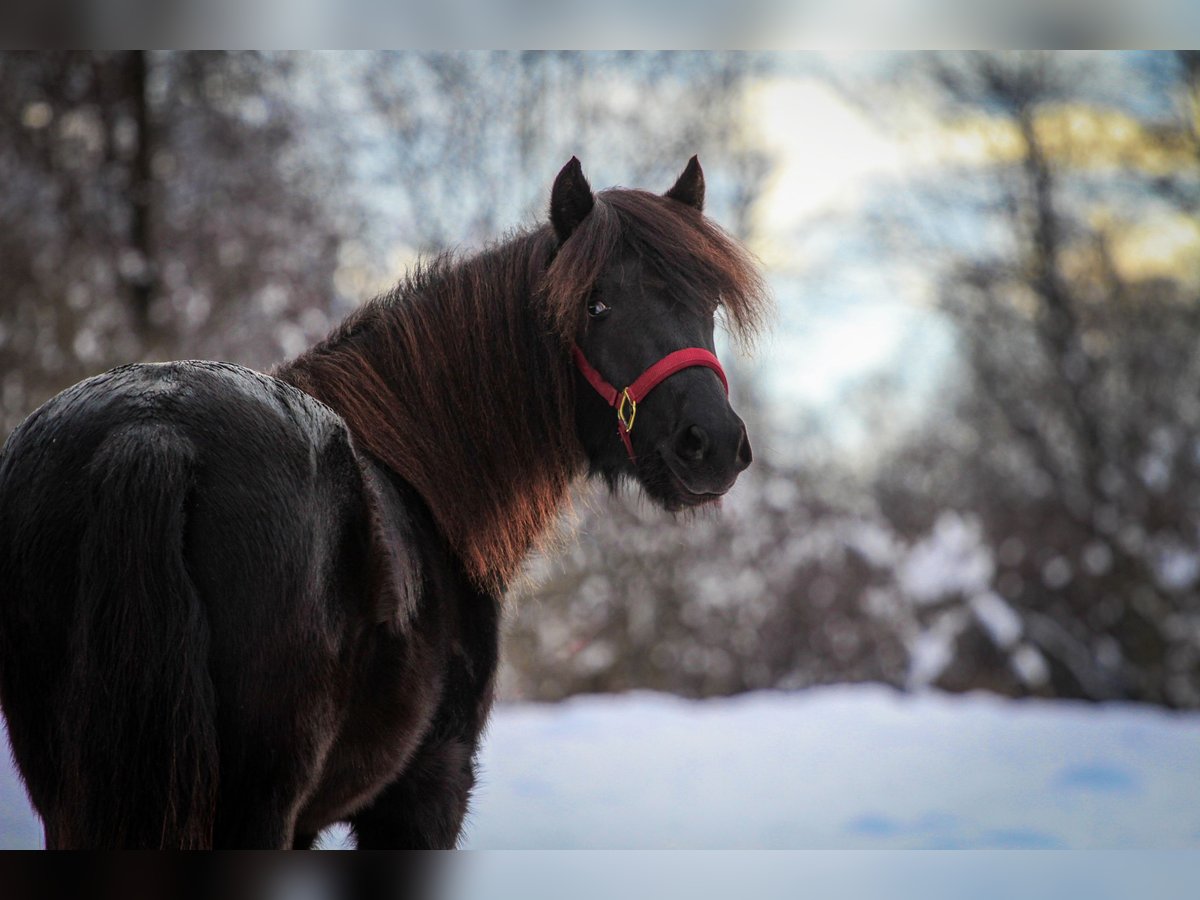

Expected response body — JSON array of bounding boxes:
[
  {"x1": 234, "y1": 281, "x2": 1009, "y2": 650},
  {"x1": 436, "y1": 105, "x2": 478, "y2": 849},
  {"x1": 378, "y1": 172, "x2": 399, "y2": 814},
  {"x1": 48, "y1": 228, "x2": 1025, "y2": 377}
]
[{"x1": 3, "y1": 50, "x2": 1200, "y2": 715}]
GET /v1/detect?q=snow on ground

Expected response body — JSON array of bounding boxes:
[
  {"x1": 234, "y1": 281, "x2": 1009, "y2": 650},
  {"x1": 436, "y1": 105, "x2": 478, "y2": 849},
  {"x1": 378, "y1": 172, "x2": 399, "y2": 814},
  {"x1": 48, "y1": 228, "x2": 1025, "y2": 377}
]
[
  {"x1": 462, "y1": 685, "x2": 1200, "y2": 850},
  {"x1": 3, "y1": 685, "x2": 1199, "y2": 850}
]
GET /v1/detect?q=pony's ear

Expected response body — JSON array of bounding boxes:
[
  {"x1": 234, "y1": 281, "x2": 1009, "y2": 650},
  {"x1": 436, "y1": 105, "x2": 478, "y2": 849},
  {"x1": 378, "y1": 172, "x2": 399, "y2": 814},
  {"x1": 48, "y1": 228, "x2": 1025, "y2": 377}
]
[
  {"x1": 550, "y1": 156, "x2": 594, "y2": 243},
  {"x1": 665, "y1": 155, "x2": 705, "y2": 211}
]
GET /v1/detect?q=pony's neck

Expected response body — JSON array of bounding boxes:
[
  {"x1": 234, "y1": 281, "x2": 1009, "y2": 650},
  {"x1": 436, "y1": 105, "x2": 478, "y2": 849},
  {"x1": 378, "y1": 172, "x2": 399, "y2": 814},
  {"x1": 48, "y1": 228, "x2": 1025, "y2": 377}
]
[{"x1": 276, "y1": 228, "x2": 584, "y2": 592}]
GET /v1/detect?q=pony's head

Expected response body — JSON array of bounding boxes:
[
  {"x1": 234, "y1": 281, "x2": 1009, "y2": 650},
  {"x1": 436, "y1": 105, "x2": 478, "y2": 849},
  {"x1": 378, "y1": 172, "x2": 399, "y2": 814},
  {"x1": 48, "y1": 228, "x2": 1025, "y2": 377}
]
[{"x1": 543, "y1": 157, "x2": 769, "y2": 511}]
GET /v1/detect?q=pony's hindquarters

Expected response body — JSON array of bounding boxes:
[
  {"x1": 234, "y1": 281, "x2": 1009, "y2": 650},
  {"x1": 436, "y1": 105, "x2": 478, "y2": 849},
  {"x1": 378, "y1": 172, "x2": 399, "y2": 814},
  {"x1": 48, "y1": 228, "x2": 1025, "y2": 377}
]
[
  {"x1": 0, "y1": 361, "x2": 404, "y2": 848},
  {"x1": 54, "y1": 424, "x2": 218, "y2": 848}
]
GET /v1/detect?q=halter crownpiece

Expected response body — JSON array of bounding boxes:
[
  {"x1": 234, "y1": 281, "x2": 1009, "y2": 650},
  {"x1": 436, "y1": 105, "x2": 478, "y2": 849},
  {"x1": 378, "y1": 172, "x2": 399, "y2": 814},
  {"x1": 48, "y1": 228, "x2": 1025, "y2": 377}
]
[{"x1": 570, "y1": 343, "x2": 729, "y2": 462}]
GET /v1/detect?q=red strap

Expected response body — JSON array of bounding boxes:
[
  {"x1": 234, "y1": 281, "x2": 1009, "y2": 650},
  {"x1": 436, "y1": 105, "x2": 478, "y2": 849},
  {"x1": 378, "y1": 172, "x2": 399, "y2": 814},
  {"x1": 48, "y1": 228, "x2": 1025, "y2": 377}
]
[
  {"x1": 570, "y1": 344, "x2": 619, "y2": 406},
  {"x1": 570, "y1": 343, "x2": 728, "y2": 462},
  {"x1": 627, "y1": 348, "x2": 728, "y2": 402}
]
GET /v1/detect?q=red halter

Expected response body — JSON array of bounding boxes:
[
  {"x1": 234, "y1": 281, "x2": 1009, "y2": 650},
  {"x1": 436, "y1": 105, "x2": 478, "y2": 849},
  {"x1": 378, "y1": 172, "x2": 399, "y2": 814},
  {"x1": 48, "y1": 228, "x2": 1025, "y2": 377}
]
[{"x1": 571, "y1": 343, "x2": 729, "y2": 462}]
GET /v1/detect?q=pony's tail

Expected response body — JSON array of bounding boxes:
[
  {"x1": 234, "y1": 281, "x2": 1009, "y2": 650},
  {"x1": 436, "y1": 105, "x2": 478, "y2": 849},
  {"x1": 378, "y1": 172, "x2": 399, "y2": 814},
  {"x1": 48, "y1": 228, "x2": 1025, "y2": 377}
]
[{"x1": 57, "y1": 424, "x2": 219, "y2": 849}]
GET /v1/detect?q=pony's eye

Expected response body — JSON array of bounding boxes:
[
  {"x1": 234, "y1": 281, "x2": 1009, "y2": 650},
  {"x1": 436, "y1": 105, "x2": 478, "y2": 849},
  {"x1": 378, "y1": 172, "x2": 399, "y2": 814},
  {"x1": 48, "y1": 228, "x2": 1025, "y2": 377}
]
[{"x1": 587, "y1": 298, "x2": 611, "y2": 319}]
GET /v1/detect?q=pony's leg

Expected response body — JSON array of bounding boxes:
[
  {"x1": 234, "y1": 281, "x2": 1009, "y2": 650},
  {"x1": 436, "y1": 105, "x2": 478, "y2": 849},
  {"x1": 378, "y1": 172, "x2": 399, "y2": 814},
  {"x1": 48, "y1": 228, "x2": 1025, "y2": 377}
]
[
  {"x1": 350, "y1": 562, "x2": 499, "y2": 850},
  {"x1": 210, "y1": 719, "x2": 331, "y2": 849},
  {"x1": 349, "y1": 735, "x2": 478, "y2": 850},
  {"x1": 212, "y1": 804, "x2": 293, "y2": 849},
  {"x1": 208, "y1": 671, "x2": 339, "y2": 849}
]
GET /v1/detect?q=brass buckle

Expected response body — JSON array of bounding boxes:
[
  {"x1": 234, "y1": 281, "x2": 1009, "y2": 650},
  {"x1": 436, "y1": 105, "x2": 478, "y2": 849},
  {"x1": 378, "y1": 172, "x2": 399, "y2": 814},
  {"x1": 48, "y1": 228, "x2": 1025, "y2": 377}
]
[{"x1": 616, "y1": 388, "x2": 638, "y2": 432}]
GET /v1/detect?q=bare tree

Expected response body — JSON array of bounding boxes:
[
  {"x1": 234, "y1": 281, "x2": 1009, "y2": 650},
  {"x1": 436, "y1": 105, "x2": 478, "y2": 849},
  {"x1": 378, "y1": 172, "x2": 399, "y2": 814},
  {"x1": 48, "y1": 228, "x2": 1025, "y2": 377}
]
[
  {"x1": 871, "y1": 52, "x2": 1200, "y2": 706},
  {"x1": 0, "y1": 52, "x2": 353, "y2": 436},
  {"x1": 361, "y1": 52, "x2": 771, "y2": 252}
]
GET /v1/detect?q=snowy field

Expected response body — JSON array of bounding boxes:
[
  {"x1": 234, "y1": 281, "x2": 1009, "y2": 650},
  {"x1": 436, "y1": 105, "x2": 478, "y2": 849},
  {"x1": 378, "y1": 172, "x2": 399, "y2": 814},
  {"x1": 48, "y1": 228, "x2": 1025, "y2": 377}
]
[
  {"x1": 3, "y1": 685, "x2": 1199, "y2": 852},
  {"x1": 464, "y1": 685, "x2": 1200, "y2": 850}
]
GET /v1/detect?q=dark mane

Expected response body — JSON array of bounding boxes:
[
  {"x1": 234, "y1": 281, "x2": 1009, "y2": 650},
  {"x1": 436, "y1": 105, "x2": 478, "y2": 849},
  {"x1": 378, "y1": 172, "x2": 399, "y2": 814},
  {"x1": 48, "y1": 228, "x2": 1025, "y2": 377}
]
[
  {"x1": 276, "y1": 227, "x2": 575, "y2": 591},
  {"x1": 276, "y1": 188, "x2": 769, "y2": 590}
]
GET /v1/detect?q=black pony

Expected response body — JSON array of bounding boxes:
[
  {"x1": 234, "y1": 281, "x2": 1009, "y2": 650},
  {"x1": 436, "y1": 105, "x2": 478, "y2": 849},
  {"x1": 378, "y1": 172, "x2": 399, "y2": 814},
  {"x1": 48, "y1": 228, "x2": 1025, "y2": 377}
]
[{"x1": 0, "y1": 157, "x2": 767, "y2": 849}]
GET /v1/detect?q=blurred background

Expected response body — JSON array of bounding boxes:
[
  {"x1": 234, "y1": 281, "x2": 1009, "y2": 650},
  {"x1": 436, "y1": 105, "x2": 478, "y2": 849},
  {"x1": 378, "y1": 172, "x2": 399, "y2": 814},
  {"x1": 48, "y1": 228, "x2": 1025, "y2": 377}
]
[{"x1": 3, "y1": 50, "x2": 1199, "y2": 713}]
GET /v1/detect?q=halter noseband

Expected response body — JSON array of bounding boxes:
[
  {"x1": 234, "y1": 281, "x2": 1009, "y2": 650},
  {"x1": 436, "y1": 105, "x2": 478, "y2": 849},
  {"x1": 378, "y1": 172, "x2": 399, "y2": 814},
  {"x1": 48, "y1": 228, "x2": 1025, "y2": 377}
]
[{"x1": 571, "y1": 344, "x2": 729, "y2": 462}]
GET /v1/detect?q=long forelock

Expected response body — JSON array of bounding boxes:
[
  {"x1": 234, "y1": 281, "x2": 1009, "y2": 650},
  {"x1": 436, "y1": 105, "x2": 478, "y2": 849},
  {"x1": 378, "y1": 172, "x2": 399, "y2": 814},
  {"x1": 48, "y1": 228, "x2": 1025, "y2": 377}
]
[{"x1": 541, "y1": 188, "x2": 770, "y2": 350}]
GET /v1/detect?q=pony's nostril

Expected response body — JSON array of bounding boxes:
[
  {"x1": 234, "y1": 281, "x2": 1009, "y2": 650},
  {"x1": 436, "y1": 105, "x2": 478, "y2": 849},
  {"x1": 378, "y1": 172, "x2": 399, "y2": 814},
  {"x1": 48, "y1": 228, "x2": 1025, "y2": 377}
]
[
  {"x1": 675, "y1": 424, "x2": 709, "y2": 462},
  {"x1": 735, "y1": 426, "x2": 752, "y2": 471}
]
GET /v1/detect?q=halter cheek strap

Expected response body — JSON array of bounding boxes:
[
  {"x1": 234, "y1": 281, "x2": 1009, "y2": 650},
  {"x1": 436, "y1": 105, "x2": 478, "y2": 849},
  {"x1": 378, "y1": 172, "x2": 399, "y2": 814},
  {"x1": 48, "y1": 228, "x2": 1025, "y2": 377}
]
[{"x1": 571, "y1": 343, "x2": 729, "y2": 462}]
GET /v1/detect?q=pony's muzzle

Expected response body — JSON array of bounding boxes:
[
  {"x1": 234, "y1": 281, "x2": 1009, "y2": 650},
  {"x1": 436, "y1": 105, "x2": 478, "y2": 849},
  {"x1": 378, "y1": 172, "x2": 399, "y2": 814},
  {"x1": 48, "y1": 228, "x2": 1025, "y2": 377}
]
[{"x1": 664, "y1": 413, "x2": 751, "y2": 496}]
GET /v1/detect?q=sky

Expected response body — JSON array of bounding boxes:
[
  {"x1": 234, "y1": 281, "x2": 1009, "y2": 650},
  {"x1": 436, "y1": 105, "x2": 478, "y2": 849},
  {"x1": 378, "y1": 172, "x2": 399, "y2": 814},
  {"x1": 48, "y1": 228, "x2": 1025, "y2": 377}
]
[
  {"x1": 733, "y1": 51, "x2": 1198, "y2": 462},
  {"x1": 739, "y1": 63, "x2": 958, "y2": 458}
]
